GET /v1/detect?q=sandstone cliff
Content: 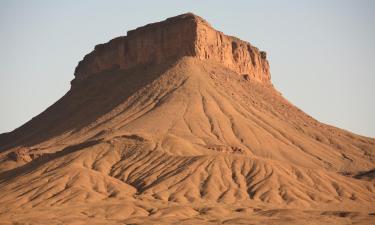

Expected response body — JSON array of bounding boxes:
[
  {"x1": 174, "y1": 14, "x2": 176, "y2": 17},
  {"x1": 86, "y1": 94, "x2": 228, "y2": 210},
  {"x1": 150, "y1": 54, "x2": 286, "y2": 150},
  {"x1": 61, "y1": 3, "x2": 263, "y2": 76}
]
[
  {"x1": 73, "y1": 13, "x2": 270, "y2": 85},
  {"x1": 1, "y1": 13, "x2": 375, "y2": 225}
]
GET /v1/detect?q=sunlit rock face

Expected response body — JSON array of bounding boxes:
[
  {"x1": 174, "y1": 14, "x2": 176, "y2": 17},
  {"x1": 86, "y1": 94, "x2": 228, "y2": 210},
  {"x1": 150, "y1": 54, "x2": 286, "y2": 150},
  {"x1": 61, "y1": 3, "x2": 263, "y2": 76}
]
[{"x1": 73, "y1": 13, "x2": 270, "y2": 85}]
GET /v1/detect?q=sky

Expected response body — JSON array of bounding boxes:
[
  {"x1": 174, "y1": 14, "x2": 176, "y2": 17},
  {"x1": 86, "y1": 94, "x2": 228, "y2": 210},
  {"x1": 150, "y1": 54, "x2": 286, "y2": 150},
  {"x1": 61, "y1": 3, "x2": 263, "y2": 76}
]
[{"x1": 0, "y1": 0, "x2": 374, "y2": 137}]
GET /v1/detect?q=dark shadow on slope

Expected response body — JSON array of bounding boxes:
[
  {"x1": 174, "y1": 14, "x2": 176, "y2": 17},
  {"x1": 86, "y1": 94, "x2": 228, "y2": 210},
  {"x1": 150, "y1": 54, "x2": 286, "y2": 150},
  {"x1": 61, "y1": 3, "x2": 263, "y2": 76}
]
[
  {"x1": 0, "y1": 59, "x2": 178, "y2": 152},
  {"x1": 354, "y1": 169, "x2": 375, "y2": 181}
]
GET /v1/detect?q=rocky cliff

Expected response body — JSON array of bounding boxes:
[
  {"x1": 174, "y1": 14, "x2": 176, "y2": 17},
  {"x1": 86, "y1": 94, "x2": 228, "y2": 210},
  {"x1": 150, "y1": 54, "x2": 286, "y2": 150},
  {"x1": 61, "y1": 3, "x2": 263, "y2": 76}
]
[
  {"x1": 1, "y1": 12, "x2": 375, "y2": 225},
  {"x1": 73, "y1": 13, "x2": 270, "y2": 85}
]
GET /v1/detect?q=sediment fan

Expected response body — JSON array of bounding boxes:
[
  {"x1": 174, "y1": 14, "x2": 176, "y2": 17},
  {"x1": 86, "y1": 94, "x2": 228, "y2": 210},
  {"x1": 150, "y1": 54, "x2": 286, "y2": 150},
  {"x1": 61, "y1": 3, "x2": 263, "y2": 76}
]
[{"x1": 0, "y1": 13, "x2": 374, "y2": 225}]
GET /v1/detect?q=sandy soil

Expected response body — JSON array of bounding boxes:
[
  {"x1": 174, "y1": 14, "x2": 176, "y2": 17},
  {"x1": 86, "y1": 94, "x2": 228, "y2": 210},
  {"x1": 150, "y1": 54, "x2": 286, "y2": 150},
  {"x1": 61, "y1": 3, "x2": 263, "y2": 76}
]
[{"x1": 0, "y1": 57, "x2": 374, "y2": 224}]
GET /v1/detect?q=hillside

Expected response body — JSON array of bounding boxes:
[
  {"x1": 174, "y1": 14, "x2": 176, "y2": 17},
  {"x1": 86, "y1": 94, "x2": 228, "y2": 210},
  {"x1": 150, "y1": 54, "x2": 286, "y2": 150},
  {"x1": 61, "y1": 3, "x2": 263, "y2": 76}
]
[{"x1": 0, "y1": 13, "x2": 374, "y2": 225}]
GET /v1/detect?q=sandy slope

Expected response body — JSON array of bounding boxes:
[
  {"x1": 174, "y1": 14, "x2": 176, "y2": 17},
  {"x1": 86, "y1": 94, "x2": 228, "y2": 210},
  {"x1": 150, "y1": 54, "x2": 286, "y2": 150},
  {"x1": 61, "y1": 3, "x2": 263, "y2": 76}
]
[{"x1": 0, "y1": 57, "x2": 374, "y2": 224}]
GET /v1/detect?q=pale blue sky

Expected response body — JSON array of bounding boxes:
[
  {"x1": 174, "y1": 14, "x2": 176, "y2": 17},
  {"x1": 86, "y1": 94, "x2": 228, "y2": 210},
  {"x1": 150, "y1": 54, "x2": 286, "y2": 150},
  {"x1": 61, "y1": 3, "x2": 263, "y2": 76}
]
[{"x1": 0, "y1": 0, "x2": 374, "y2": 137}]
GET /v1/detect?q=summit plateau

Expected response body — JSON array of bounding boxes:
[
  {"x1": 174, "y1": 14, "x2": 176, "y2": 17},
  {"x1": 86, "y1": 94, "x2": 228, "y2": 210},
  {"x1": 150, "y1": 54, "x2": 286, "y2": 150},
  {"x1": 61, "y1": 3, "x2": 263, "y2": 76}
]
[{"x1": 0, "y1": 13, "x2": 374, "y2": 225}]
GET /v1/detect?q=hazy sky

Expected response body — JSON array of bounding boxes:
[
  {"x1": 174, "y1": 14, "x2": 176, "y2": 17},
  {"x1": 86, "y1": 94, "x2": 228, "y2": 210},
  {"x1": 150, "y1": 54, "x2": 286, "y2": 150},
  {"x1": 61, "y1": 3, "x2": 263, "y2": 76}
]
[{"x1": 0, "y1": 0, "x2": 374, "y2": 137}]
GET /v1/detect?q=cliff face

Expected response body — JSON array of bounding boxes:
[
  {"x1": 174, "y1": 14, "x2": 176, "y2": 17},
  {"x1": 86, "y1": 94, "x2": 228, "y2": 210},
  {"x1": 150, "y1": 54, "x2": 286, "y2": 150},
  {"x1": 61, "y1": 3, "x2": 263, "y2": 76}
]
[
  {"x1": 194, "y1": 18, "x2": 270, "y2": 82},
  {"x1": 73, "y1": 13, "x2": 270, "y2": 84},
  {"x1": 2, "y1": 12, "x2": 375, "y2": 225}
]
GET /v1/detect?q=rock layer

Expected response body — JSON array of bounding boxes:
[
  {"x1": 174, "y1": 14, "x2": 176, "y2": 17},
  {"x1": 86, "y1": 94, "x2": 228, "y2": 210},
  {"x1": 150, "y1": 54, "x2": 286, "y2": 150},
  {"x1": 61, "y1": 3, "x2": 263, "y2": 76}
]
[
  {"x1": 73, "y1": 13, "x2": 270, "y2": 84},
  {"x1": 1, "y1": 13, "x2": 375, "y2": 225}
]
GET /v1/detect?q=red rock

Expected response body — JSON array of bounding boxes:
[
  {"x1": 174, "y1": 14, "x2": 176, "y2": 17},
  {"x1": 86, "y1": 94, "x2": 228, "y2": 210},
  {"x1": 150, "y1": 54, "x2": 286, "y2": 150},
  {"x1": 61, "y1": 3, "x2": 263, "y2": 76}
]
[{"x1": 73, "y1": 13, "x2": 270, "y2": 85}]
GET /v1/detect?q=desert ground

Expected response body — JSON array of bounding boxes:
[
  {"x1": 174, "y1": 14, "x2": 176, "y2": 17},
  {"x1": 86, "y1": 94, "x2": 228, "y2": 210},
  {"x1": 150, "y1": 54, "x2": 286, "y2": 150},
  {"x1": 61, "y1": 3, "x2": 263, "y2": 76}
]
[{"x1": 0, "y1": 13, "x2": 374, "y2": 225}]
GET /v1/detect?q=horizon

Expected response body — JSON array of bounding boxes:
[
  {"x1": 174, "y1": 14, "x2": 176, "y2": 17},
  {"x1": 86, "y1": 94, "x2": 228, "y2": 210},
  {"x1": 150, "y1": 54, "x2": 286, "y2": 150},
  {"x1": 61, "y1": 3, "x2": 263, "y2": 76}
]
[{"x1": 1, "y1": 0, "x2": 375, "y2": 137}]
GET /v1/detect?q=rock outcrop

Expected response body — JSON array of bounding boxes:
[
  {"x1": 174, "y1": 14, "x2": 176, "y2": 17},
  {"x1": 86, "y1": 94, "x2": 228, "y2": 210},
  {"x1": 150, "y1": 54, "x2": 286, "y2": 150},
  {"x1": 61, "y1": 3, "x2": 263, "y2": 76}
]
[
  {"x1": 73, "y1": 13, "x2": 270, "y2": 84},
  {"x1": 1, "y1": 12, "x2": 375, "y2": 225}
]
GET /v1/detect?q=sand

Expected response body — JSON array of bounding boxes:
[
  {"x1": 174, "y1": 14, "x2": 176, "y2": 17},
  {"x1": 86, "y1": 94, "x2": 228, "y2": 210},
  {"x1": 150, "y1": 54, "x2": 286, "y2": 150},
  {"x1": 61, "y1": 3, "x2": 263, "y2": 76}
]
[{"x1": 0, "y1": 14, "x2": 374, "y2": 225}]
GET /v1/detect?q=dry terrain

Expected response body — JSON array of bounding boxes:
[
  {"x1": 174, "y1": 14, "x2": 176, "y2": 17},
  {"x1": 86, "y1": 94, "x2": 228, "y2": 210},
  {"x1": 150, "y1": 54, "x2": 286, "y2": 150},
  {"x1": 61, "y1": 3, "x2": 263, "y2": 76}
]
[{"x1": 0, "y1": 13, "x2": 374, "y2": 225}]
